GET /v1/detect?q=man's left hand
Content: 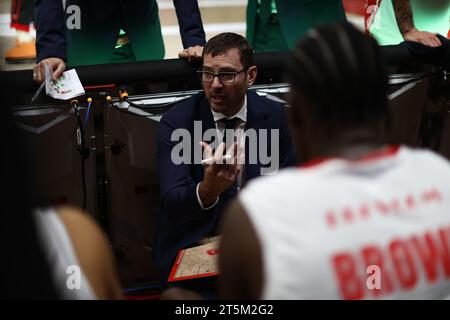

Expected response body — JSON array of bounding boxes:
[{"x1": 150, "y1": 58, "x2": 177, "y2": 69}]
[
  {"x1": 403, "y1": 29, "x2": 442, "y2": 47},
  {"x1": 178, "y1": 45, "x2": 204, "y2": 63}
]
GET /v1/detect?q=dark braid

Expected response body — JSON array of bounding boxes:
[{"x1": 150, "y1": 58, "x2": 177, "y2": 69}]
[{"x1": 287, "y1": 22, "x2": 389, "y2": 130}]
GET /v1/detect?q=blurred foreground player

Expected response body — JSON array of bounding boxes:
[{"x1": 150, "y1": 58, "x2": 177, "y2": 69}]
[
  {"x1": 1, "y1": 106, "x2": 122, "y2": 299},
  {"x1": 219, "y1": 22, "x2": 450, "y2": 299}
]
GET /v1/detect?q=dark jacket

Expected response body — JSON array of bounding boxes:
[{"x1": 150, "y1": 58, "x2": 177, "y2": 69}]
[
  {"x1": 246, "y1": 0, "x2": 346, "y2": 49},
  {"x1": 35, "y1": 0, "x2": 205, "y2": 65},
  {"x1": 153, "y1": 90, "x2": 295, "y2": 283}
]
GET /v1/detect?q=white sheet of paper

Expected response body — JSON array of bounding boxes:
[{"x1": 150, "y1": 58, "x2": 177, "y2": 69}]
[{"x1": 45, "y1": 65, "x2": 85, "y2": 100}]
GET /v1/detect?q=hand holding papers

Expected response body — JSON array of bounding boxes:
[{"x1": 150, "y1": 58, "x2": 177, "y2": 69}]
[{"x1": 44, "y1": 64, "x2": 85, "y2": 100}]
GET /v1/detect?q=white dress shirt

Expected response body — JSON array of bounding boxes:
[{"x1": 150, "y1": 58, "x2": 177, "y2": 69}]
[{"x1": 196, "y1": 95, "x2": 247, "y2": 210}]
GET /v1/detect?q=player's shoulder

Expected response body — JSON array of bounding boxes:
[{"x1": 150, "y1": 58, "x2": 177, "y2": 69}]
[
  {"x1": 241, "y1": 167, "x2": 308, "y2": 198},
  {"x1": 403, "y1": 146, "x2": 450, "y2": 169}
]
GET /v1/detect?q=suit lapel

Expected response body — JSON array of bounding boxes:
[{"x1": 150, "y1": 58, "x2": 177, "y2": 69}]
[{"x1": 197, "y1": 95, "x2": 216, "y2": 145}]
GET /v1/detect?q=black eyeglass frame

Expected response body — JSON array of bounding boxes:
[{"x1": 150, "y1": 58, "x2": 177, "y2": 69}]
[{"x1": 196, "y1": 68, "x2": 247, "y2": 84}]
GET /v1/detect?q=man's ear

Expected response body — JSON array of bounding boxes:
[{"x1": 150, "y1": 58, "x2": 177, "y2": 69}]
[{"x1": 247, "y1": 66, "x2": 257, "y2": 86}]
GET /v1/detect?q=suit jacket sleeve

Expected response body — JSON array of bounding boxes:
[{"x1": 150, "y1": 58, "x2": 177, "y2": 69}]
[
  {"x1": 278, "y1": 106, "x2": 296, "y2": 168},
  {"x1": 157, "y1": 114, "x2": 207, "y2": 225},
  {"x1": 35, "y1": 0, "x2": 67, "y2": 62},
  {"x1": 173, "y1": 0, "x2": 206, "y2": 48}
]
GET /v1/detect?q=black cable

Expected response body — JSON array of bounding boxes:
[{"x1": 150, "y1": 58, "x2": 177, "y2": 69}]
[
  {"x1": 108, "y1": 99, "x2": 181, "y2": 118},
  {"x1": 108, "y1": 100, "x2": 157, "y2": 118},
  {"x1": 71, "y1": 100, "x2": 87, "y2": 211},
  {"x1": 123, "y1": 95, "x2": 186, "y2": 113}
]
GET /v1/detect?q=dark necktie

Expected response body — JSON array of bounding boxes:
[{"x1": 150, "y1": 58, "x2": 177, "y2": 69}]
[
  {"x1": 223, "y1": 117, "x2": 238, "y2": 130},
  {"x1": 220, "y1": 118, "x2": 240, "y2": 195}
]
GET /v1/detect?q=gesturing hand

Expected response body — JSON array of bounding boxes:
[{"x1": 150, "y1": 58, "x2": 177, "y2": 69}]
[{"x1": 198, "y1": 141, "x2": 243, "y2": 207}]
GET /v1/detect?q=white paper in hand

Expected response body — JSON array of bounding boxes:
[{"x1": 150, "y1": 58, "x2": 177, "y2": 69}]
[{"x1": 45, "y1": 64, "x2": 85, "y2": 100}]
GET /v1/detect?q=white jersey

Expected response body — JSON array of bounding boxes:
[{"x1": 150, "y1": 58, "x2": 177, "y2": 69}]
[
  {"x1": 239, "y1": 146, "x2": 450, "y2": 299},
  {"x1": 34, "y1": 208, "x2": 96, "y2": 300}
]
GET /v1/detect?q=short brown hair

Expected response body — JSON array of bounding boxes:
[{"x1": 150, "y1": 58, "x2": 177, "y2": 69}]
[{"x1": 203, "y1": 33, "x2": 254, "y2": 70}]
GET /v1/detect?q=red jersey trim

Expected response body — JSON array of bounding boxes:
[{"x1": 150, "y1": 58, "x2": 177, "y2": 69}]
[{"x1": 299, "y1": 145, "x2": 401, "y2": 169}]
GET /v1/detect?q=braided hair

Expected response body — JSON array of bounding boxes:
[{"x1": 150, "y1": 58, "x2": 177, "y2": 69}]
[{"x1": 287, "y1": 22, "x2": 389, "y2": 130}]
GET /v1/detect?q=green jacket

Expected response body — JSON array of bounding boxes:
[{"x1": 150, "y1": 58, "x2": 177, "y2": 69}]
[
  {"x1": 246, "y1": 0, "x2": 347, "y2": 49},
  {"x1": 36, "y1": 0, "x2": 206, "y2": 66}
]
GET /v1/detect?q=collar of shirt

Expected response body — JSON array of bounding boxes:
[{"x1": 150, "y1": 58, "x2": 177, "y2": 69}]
[{"x1": 211, "y1": 94, "x2": 247, "y2": 123}]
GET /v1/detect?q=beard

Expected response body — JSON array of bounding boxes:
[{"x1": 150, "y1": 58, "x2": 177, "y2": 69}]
[{"x1": 208, "y1": 90, "x2": 228, "y2": 112}]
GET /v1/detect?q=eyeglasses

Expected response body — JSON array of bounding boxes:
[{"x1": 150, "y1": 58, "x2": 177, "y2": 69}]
[{"x1": 197, "y1": 68, "x2": 247, "y2": 84}]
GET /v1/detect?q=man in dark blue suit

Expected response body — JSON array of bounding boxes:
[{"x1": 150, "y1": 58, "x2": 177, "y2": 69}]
[
  {"x1": 154, "y1": 32, "x2": 295, "y2": 286},
  {"x1": 33, "y1": 0, "x2": 205, "y2": 82}
]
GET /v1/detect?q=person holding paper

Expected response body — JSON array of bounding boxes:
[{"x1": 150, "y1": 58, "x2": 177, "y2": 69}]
[
  {"x1": 153, "y1": 32, "x2": 295, "y2": 288},
  {"x1": 32, "y1": 0, "x2": 206, "y2": 82}
]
